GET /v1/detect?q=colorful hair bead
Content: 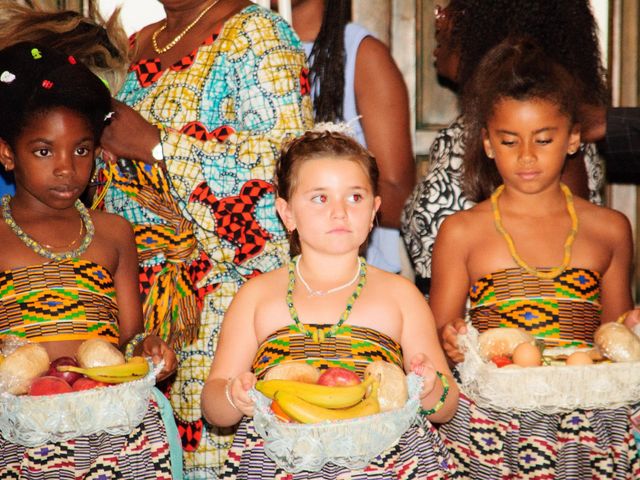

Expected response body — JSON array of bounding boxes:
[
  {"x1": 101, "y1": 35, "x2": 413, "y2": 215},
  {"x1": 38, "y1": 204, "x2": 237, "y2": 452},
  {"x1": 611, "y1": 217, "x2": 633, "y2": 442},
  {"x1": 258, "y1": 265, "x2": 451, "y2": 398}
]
[
  {"x1": 0, "y1": 71, "x2": 15, "y2": 84},
  {"x1": 68, "y1": 55, "x2": 77, "y2": 65},
  {"x1": 31, "y1": 48, "x2": 42, "y2": 59},
  {"x1": 41, "y1": 79, "x2": 53, "y2": 89}
]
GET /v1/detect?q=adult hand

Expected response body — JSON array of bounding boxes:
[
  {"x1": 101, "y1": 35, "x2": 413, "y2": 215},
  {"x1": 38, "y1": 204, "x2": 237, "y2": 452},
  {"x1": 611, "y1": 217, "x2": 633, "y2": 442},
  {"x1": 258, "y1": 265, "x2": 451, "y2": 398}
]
[
  {"x1": 440, "y1": 318, "x2": 467, "y2": 364},
  {"x1": 140, "y1": 334, "x2": 178, "y2": 382},
  {"x1": 228, "y1": 372, "x2": 257, "y2": 417},
  {"x1": 578, "y1": 102, "x2": 607, "y2": 143},
  {"x1": 100, "y1": 99, "x2": 161, "y2": 164}
]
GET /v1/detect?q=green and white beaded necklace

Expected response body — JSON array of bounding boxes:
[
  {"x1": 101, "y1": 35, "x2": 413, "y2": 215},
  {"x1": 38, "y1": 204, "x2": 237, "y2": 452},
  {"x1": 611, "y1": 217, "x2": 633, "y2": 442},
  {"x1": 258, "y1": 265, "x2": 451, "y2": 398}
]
[
  {"x1": 286, "y1": 255, "x2": 367, "y2": 343},
  {"x1": 2, "y1": 194, "x2": 95, "y2": 261}
]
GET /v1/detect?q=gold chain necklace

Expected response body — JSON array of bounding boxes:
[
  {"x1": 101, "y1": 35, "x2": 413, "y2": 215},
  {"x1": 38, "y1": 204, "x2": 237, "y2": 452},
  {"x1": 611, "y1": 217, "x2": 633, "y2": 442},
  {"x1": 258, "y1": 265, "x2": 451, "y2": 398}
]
[
  {"x1": 41, "y1": 217, "x2": 84, "y2": 250},
  {"x1": 152, "y1": 0, "x2": 222, "y2": 55},
  {"x1": 491, "y1": 183, "x2": 578, "y2": 279}
]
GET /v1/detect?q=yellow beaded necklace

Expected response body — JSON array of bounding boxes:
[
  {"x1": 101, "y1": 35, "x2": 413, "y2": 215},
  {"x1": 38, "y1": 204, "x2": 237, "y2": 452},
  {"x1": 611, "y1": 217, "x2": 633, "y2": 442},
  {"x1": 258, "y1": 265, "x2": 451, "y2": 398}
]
[{"x1": 491, "y1": 183, "x2": 578, "y2": 279}]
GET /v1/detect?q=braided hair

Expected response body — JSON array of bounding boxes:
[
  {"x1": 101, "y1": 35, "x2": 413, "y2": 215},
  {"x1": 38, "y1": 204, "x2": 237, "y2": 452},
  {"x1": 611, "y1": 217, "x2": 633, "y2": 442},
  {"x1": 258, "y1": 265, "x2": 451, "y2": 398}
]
[{"x1": 308, "y1": 0, "x2": 352, "y2": 122}]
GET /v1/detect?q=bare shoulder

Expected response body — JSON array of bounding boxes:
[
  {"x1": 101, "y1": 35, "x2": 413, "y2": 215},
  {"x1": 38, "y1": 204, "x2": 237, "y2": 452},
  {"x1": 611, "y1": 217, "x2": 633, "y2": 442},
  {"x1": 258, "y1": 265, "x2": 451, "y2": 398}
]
[
  {"x1": 356, "y1": 36, "x2": 404, "y2": 80},
  {"x1": 90, "y1": 210, "x2": 133, "y2": 238},
  {"x1": 366, "y1": 266, "x2": 425, "y2": 303},
  {"x1": 438, "y1": 201, "x2": 488, "y2": 239},
  {"x1": 576, "y1": 197, "x2": 631, "y2": 239}
]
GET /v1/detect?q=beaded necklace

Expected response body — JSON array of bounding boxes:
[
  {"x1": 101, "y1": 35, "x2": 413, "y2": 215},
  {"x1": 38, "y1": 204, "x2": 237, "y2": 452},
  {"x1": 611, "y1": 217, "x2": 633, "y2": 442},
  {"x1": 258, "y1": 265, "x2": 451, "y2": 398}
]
[
  {"x1": 287, "y1": 255, "x2": 367, "y2": 343},
  {"x1": 295, "y1": 255, "x2": 360, "y2": 297},
  {"x1": 491, "y1": 183, "x2": 578, "y2": 279},
  {"x1": 2, "y1": 195, "x2": 95, "y2": 261}
]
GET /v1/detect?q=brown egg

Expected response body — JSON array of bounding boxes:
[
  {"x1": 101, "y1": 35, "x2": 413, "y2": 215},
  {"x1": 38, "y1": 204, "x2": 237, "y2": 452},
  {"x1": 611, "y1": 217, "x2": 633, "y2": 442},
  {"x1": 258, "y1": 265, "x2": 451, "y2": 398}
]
[
  {"x1": 512, "y1": 342, "x2": 542, "y2": 367},
  {"x1": 565, "y1": 351, "x2": 593, "y2": 366}
]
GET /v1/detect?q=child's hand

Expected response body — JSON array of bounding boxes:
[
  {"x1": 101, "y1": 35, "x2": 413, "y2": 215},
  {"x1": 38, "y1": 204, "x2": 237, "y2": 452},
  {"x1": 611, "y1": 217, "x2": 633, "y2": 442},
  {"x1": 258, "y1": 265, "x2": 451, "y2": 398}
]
[
  {"x1": 140, "y1": 335, "x2": 177, "y2": 382},
  {"x1": 441, "y1": 318, "x2": 467, "y2": 364},
  {"x1": 409, "y1": 353, "x2": 438, "y2": 399},
  {"x1": 624, "y1": 309, "x2": 640, "y2": 336},
  {"x1": 227, "y1": 372, "x2": 257, "y2": 417}
]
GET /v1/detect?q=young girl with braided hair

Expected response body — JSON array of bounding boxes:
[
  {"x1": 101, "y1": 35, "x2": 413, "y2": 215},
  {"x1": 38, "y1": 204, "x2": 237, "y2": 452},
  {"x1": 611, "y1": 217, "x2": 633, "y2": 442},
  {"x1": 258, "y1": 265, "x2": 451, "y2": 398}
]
[
  {"x1": 0, "y1": 42, "x2": 177, "y2": 478},
  {"x1": 202, "y1": 129, "x2": 458, "y2": 479},
  {"x1": 430, "y1": 37, "x2": 640, "y2": 479}
]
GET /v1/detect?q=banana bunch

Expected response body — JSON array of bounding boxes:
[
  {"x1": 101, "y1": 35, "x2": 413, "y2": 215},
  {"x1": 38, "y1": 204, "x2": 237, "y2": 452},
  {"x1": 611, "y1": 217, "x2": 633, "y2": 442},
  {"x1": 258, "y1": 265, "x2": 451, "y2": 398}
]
[
  {"x1": 256, "y1": 376, "x2": 374, "y2": 409},
  {"x1": 274, "y1": 381, "x2": 380, "y2": 424},
  {"x1": 58, "y1": 356, "x2": 149, "y2": 384}
]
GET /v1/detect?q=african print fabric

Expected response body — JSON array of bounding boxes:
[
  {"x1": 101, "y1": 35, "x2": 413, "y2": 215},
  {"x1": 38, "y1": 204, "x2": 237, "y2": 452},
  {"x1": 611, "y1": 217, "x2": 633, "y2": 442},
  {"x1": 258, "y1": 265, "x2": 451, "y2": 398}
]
[
  {"x1": 94, "y1": 5, "x2": 313, "y2": 478},
  {"x1": 469, "y1": 267, "x2": 601, "y2": 348},
  {"x1": 220, "y1": 324, "x2": 455, "y2": 479},
  {"x1": 439, "y1": 267, "x2": 640, "y2": 479},
  {"x1": 0, "y1": 259, "x2": 119, "y2": 344},
  {"x1": 0, "y1": 398, "x2": 173, "y2": 479},
  {"x1": 401, "y1": 118, "x2": 605, "y2": 287}
]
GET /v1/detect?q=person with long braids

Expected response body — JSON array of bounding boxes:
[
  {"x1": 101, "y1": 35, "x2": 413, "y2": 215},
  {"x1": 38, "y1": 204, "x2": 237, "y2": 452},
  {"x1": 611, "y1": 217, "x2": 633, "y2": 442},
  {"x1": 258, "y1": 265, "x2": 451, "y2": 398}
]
[
  {"x1": 93, "y1": 0, "x2": 313, "y2": 477},
  {"x1": 402, "y1": 0, "x2": 608, "y2": 296},
  {"x1": 284, "y1": 0, "x2": 415, "y2": 274}
]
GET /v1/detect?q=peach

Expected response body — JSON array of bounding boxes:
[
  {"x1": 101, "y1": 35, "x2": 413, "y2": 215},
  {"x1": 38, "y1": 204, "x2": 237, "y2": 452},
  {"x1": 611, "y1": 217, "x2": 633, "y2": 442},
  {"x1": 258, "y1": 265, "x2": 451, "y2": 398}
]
[
  {"x1": 72, "y1": 377, "x2": 108, "y2": 391},
  {"x1": 317, "y1": 367, "x2": 361, "y2": 386},
  {"x1": 29, "y1": 376, "x2": 73, "y2": 396}
]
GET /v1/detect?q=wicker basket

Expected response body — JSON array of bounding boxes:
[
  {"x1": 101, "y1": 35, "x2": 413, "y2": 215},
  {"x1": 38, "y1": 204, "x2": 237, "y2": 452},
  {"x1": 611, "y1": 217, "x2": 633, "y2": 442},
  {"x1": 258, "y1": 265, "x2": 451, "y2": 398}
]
[
  {"x1": 458, "y1": 326, "x2": 640, "y2": 413},
  {"x1": 251, "y1": 373, "x2": 422, "y2": 473},
  {"x1": 0, "y1": 361, "x2": 159, "y2": 446}
]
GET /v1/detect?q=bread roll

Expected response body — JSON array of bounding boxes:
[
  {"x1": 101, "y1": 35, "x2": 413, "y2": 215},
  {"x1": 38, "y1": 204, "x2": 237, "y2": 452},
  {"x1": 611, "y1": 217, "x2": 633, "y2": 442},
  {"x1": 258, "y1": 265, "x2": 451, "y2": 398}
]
[
  {"x1": 0, "y1": 343, "x2": 50, "y2": 395},
  {"x1": 364, "y1": 360, "x2": 408, "y2": 412},
  {"x1": 263, "y1": 362, "x2": 320, "y2": 383},
  {"x1": 594, "y1": 322, "x2": 640, "y2": 362},
  {"x1": 478, "y1": 327, "x2": 535, "y2": 360},
  {"x1": 76, "y1": 338, "x2": 125, "y2": 368}
]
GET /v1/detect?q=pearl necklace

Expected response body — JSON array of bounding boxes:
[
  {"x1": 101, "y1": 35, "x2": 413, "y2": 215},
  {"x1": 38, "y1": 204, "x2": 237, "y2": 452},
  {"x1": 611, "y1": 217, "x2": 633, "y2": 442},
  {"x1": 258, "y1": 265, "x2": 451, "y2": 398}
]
[
  {"x1": 152, "y1": 0, "x2": 222, "y2": 55},
  {"x1": 491, "y1": 183, "x2": 578, "y2": 279},
  {"x1": 2, "y1": 195, "x2": 95, "y2": 261},
  {"x1": 295, "y1": 255, "x2": 361, "y2": 297}
]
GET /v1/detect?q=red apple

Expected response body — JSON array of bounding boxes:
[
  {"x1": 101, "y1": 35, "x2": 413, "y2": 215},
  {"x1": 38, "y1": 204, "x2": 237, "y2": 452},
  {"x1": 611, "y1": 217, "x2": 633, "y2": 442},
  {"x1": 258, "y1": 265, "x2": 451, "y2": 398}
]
[
  {"x1": 72, "y1": 377, "x2": 108, "y2": 391},
  {"x1": 29, "y1": 376, "x2": 73, "y2": 396},
  {"x1": 317, "y1": 367, "x2": 361, "y2": 386},
  {"x1": 47, "y1": 356, "x2": 83, "y2": 386}
]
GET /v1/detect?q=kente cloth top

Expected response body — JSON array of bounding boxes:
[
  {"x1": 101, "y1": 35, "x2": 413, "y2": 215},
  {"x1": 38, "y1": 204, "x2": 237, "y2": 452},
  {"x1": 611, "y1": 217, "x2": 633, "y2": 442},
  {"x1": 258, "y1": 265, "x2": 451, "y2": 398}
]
[
  {"x1": 0, "y1": 259, "x2": 119, "y2": 344},
  {"x1": 252, "y1": 323, "x2": 403, "y2": 379},
  {"x1": 469, "y1": 267, "x2": 601, "y2": 348},
  {"x1": 94, "y1": 5, "x2": 313, "y2": 347}
]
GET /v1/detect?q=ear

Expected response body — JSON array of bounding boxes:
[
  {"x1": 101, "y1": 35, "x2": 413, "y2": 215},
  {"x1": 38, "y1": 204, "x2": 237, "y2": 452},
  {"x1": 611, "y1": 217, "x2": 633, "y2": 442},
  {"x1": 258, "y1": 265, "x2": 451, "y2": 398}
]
[
  {"x1": 0, "y1": 139, "x2": 15, "y2": 171},
  {"x1": 481, "y1": 128, "x2": 495, "y2": 159},
  {"x1": 567, "y1": 124, "x2": 581, "y2": 155},
  {"x1": 275, "y1": 197, "x2": 296, "y2": 233}
]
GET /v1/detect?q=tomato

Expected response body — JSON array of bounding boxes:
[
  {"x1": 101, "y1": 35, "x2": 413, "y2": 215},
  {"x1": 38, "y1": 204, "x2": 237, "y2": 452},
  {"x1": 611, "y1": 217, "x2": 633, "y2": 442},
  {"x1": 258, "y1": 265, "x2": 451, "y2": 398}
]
[
  {"x1": 270, "y1": 400, "x2": 294, "y2": 422},
  {"x1": 490, "y1": 355, "x2": 513, "y2": 368}
]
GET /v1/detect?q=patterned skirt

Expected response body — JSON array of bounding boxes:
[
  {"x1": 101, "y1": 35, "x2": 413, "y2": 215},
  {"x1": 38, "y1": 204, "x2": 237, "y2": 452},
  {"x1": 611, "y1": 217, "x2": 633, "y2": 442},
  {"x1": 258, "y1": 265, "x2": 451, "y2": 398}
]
[
  {"x1": 439, "y1": 393, "x2": 640, "y2": 480},
  {"x1": 0, "y1": 399, "x2": 173, "y2": 479},
  {"x1": 220, "y1": 414, "x2": 454, "y2": 479}
]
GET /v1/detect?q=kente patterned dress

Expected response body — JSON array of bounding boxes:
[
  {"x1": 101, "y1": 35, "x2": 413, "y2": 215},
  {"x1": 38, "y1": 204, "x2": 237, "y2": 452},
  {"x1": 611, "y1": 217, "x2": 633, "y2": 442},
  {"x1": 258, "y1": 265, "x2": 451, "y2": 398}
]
[
  {"x1": 439, "y1": 267, "x2": 640, "y2": 480},
  {"x1": 93, "y1": 5, "x2": 313, "y2": 478},
  {"x1": 0, "y1": 259, "x2": 172, "y2": 480},
  {"x1": 400, "y1": 118, "x2": 605, "y2": 295},
  {"x1": 220, "y1": 323, "x2": 455, "y2": 479}
]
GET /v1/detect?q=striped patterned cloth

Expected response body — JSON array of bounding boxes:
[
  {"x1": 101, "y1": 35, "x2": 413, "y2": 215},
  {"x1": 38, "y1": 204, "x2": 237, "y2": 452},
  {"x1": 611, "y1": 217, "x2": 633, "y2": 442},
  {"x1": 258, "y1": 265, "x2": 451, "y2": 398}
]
[
  {"x1": 221, "y1": 324, "x2": 455, "y2": 479},
  {"x1": 469, "y1": 267, "x2": 601, "y2": 348},
  {"x1": 440, "y1": 266, "x2": 640, "y2": 479},
  {"x1": 0, "y1": 259, "x2": 119, "y2": 344}
]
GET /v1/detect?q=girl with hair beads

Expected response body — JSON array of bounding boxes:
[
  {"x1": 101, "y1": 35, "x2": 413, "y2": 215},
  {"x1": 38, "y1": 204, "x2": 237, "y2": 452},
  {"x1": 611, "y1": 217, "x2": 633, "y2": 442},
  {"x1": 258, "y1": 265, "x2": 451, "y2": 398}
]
[
  {"x1": 201, "y1": 129, "x2": 458, "y2": 479},
  {"x1": 430, "y1": 38, "x2": 640, "y2": 479},
  {"x1": 0, "y1": 42, "x2": 177, "y2": 479}
]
